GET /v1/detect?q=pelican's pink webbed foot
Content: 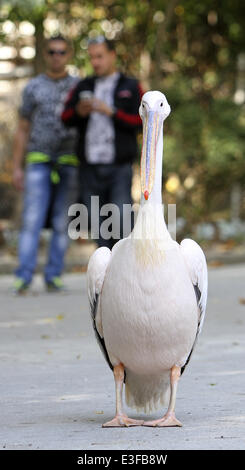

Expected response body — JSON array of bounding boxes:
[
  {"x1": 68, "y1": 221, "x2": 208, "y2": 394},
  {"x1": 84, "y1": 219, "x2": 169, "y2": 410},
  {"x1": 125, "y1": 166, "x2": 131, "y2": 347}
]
[
  {"x1": 103, "y1": 363, "x2": 143, "y2": 428},
  {"x1": 143, "y1": 411, "x2": 182, "y2": 427},
  {"x1": 103, "y1": 414, "x2": 143, "y2": 428},
  {"x1": 143, "y1": 365, "x2": 182, "y2": 428}
]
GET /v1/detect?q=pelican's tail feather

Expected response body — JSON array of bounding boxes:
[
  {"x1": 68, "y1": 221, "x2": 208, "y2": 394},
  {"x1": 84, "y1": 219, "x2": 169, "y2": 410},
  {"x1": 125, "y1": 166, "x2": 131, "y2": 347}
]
[{"x1": 125, "y1": 369, "x2": 170, "y2": 414}]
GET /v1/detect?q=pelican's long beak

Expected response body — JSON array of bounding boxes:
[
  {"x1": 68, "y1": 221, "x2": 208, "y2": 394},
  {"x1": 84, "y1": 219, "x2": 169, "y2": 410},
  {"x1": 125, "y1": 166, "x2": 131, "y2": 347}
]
[{"x1": 140, "y1": 110, "x2": 161, "y2": 200}]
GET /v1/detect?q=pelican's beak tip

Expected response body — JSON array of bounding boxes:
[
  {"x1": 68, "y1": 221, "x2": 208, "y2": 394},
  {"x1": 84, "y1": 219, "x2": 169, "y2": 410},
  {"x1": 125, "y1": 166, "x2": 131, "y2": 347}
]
[{"x1": 144, "y1": 190, "x2": 149, "y2": 200}]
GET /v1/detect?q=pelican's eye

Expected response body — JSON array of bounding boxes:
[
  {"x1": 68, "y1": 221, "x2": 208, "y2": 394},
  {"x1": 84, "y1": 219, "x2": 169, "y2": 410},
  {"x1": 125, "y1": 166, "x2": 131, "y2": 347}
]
[{"x1": 160, "y1": 102, "x2": 163, "y2": 107}]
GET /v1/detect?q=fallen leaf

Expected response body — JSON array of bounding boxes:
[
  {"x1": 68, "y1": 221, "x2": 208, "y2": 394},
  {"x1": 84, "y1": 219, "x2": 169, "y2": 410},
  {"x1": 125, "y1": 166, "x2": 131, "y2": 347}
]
[
  {"x1": 239, "y1": 298, "x2": 245, "y2": 305},
  {"x1": 71, "y1": 265, "x2": 87, "y2": 273},
  {"x1": 220, "y1": 240, "x2": 236, "y2": 251},
  {"x1": 95, "y1": 410, "x2": 104, "y2": 415},
  {"x1": 207, "y1": 260, "x2": 224, "y2": 267},
  {"x1": 36, "y1": 318, "x2": 55, "y2": 325},
  {"x1": 56, "y1": 314, "x2": 65, "y2": 320}
]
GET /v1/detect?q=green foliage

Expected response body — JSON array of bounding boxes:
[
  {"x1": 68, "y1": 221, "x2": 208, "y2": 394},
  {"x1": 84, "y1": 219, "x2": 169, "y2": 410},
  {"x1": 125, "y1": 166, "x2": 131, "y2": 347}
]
[
  {"x1": 1, "y1": 0, "x2": 245, "y2": 221},
  {"x1": 203, "y1": 100, "x2": 245, "y2": 182},
  {"x1": 1, "y1": 0, "x2": 47, "y2": 21}
]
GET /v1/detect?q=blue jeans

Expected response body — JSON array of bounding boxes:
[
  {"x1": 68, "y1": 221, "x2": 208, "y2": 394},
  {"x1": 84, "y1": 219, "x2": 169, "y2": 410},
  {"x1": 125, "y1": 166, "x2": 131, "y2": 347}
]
[{"x1": 16, "y1": 163, "x2": 78, "y2": 284}]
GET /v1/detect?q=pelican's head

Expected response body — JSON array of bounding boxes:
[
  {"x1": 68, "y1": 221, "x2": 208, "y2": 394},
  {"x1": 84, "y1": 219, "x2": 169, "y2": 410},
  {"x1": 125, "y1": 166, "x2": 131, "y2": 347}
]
[{"x1": 139, "y1": 91, "x2": 171, "y2": 200}]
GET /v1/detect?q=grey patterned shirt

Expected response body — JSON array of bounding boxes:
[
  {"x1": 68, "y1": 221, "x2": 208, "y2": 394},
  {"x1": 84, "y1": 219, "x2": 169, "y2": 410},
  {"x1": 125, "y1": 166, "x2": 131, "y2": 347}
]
[{"x1": 20, "y1": 73, "x2": 78, "y2": 159}]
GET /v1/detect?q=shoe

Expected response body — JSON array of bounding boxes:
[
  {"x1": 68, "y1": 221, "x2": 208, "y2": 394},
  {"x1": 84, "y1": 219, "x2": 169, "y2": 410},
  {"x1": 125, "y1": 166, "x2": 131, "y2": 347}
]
[
  {"x1": 45, "y1": 276, "x2": 66, "y2": 292},
  {"x1": 13, "y1": 278, "x2": 30, "y2": 294}
]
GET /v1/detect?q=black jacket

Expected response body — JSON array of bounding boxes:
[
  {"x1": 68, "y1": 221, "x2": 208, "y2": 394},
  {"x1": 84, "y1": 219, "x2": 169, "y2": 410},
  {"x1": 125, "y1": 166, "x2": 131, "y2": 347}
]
[{"x1": 61, "y1": 73, "x2": 144, "y2": 165}]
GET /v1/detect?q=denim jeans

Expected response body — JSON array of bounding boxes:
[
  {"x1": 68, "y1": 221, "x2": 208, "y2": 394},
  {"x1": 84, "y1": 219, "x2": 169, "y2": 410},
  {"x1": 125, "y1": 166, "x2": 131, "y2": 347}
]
[
  {"x1": 79, "y1": 163, "x2": 133, "y2": 250},
  {"x1": 16, "y1": 163, "x2": 78, "y2": 284}
]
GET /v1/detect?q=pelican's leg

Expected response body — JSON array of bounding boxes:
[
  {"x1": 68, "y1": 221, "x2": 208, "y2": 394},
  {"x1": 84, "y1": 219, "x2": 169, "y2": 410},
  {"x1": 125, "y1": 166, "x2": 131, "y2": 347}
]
[
  {"x1": 102, "y1": 363, "x2": 143, "y2": 427},
  {"x1": 143, "y1": 365, "x2": 182, "y2": 427}
]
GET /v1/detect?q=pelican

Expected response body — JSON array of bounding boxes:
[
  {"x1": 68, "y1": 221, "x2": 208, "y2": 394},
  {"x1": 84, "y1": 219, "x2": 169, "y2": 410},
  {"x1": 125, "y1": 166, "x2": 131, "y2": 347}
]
[{"x1": 87, "y1": 91, "x2": 208, "y2": 427}]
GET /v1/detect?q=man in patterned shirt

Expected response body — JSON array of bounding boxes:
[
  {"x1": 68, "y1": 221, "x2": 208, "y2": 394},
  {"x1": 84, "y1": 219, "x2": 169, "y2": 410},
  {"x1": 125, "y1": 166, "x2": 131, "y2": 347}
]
[{"x1": 12, "y1": 35, "x2": 79, "y2": 293}]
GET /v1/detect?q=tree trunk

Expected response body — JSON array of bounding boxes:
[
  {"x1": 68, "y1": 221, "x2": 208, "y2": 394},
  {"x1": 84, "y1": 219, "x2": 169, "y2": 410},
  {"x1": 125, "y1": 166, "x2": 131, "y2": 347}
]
[
  {"x1": 33, "y1": 19, "x2": 46, "y2": 76},
  {"x1": 230, "y1": 183, "x2": 242, "y2": 222}
]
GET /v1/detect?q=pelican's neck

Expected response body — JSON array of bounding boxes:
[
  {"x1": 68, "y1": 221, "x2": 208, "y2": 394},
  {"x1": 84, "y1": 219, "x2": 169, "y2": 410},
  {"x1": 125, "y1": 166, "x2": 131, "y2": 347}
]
[
  {"x1": 140, "y1": 130, "x2": 163, "y2": 207},
  {"x1": 132, "y1": 129, "x2": 172, "y2": 243}
]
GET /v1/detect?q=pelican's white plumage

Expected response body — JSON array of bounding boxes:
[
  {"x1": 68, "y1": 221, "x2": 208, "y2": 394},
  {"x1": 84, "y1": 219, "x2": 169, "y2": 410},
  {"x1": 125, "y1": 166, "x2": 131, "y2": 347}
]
[{"x1": 87, "y1": 91, "x2": 208, "y2": 427}]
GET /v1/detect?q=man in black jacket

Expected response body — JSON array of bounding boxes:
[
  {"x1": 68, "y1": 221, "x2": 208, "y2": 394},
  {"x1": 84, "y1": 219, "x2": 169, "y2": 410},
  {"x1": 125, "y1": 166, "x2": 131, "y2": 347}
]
[{"x1": 62, "y1": 36, "x2": 144, "y2": 249}]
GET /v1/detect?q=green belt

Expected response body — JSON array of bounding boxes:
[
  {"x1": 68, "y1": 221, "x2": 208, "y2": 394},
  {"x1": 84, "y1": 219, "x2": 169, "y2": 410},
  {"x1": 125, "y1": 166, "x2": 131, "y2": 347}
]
[{"x1": 26, "y1": 152, "x2": 79, "y2": 184}]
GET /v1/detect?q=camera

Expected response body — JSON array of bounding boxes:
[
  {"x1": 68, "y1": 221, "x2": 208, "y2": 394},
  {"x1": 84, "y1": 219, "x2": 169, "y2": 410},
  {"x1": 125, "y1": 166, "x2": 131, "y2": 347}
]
[{"x1": 79, "y1": 91, "x2": 94, "y2": 101}]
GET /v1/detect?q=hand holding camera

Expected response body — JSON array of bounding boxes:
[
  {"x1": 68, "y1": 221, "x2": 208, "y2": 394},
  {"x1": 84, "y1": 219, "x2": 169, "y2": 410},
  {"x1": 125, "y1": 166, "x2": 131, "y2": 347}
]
[
  {"x1": 76, "y1": 91, "x2": 113, "y2": 117},
  {"x1": 76, "y1": 91, "x2": 94, "y2": 117}
]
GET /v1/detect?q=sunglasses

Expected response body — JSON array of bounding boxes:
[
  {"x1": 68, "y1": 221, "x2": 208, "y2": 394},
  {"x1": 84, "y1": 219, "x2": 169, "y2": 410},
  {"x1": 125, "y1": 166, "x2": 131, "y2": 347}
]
[{"x1": 47, "y1": 49, "x2": 67, "y2": 56}]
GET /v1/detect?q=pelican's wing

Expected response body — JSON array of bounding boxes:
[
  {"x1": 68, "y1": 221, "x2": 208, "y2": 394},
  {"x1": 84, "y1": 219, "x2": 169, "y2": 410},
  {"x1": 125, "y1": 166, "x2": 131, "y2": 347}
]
[
  {"x1": 87, "y1": 246, "x2": 113, "y2": 370},
  {"x1": 180, "y1": 238, "x2": 208, "y2": 372}
]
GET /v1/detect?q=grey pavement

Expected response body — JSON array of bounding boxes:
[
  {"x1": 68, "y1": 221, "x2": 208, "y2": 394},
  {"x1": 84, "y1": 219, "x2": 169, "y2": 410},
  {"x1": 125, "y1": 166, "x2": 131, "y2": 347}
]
[
  {"x1": 1, "y1": 239, "x2": 245, "y2": 275},
  {"x1": 0, "y1": 264, "x2": 245, "y2": 450}
]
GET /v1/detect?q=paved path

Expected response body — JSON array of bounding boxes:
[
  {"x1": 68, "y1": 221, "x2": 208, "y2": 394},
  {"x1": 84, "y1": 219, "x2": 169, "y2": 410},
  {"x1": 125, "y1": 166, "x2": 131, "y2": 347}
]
[{"x1": 0, "y1": 265, "x2": 245, "y2": 450}]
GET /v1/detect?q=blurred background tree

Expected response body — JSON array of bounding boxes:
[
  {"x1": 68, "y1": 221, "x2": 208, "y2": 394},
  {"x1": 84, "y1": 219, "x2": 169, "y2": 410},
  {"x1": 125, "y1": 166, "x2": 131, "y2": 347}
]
[{"x1": 0, "y1": 0, "x2": 245, "y2": 243}]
